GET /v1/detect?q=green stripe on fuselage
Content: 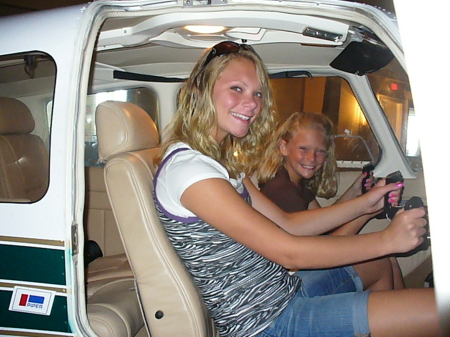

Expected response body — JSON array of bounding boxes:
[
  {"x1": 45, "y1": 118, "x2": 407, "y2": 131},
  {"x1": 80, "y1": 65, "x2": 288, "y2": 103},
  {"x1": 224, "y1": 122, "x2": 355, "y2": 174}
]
[{"x1": 0, "y1": 244, "x2": 65, "y2": 285}]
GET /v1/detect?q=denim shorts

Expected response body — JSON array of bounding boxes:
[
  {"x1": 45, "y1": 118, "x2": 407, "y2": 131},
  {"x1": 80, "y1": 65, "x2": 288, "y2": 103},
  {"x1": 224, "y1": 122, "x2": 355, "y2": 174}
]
[{"x1": 256, "y1": 266, "x2": 371, "y2": 337}]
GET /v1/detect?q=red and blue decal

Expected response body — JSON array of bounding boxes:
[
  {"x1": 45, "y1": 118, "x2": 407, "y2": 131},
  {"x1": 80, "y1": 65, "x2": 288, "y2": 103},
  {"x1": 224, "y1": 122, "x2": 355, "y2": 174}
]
[
  {"x1": 19, "y1": 294, "x2": 45, "y2": 308},
  {"x1": 9, "y1": 286, "x2": 56, "y2": 315}
]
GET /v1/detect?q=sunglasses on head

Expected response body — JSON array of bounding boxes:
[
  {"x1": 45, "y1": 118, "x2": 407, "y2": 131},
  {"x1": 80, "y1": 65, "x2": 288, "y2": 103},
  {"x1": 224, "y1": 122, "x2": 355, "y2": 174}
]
[{"x1": 203, "y1": 41, "x2": 256, "y2": 67}]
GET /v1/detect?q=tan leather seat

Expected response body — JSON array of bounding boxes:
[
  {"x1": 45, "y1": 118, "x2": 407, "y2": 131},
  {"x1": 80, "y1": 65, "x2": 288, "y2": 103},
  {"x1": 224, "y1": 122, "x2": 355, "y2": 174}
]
[
  {"x1": 87, "y1": 278, "x2": 144, "y2": 337},
  {"x1": 86, "y1": 253, "x2": 132, "y2": 285},
  {"x1": 0, "y1": 97, "x2": 49, "y2": 202},
  {"x1": 84, "y1": 165, "x2": 133, "y2": 284},
  {"x1": 96, "y1": 101, "x2": 219, "y2": 337}
]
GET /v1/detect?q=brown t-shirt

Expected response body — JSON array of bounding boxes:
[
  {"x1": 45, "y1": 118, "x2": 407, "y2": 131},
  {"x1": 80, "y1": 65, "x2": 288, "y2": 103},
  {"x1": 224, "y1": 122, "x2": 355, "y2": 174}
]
[{"x1": 260, "y1": 166, "x2": 315, "y2": 213}]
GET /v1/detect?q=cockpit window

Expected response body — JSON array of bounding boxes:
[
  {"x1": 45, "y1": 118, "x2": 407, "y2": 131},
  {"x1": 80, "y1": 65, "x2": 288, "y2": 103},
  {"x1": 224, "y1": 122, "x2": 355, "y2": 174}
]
[
  {"x1": 84, "y1": 87, "x2": 158, "y2": 167},
  {"x1": 367, "y1": 58, "x2": 422, "y2": 172},
  {"x1": 0, "y1": 51, "x2": 55, "y2": 203},
  {"x1": 271, "y1": 76, "x2": 379, "y2": 170}
]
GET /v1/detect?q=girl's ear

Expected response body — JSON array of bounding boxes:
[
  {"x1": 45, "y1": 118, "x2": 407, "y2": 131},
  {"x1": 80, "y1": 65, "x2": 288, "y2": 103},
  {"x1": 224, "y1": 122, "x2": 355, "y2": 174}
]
[{"x1": 279, "y1": 139, "x2": 288, "y2": 156}]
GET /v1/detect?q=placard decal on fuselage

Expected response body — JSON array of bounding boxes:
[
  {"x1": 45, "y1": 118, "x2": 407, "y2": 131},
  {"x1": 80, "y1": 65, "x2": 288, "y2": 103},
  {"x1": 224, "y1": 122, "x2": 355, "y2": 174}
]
[{"x1": 9, "y1": 286, "x2": 56, "y2": 315}]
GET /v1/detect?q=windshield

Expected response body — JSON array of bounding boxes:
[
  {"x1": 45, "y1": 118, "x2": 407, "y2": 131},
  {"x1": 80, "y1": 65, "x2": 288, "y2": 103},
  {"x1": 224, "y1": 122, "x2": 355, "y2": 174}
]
[{"x1": 367, "y1": 58, "x2": 421, "y2": 172}]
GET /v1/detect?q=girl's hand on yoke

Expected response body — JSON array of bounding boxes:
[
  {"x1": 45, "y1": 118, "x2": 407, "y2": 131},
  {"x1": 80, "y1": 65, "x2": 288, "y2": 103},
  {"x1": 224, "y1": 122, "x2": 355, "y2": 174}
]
[
  {"x1": 382, "y1": 207, "x2": 427, "y2": 254},
  {"x1": 361, "y1": 171, "x2": 375, "y2": 194},
  {"x1": 348, "y1": 172, "x2": 375, "y2": 198},
  {"x1": 361, "y1": 178, "x2": 402, "y2": 215}
]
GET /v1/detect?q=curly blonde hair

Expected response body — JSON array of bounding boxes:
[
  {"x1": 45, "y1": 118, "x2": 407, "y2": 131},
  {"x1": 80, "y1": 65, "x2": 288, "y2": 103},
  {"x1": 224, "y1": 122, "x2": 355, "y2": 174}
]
[
  {"x1": 156, "y1": 43, "x2": 277, "y2": 178},
  {"x1": 257, "y1": 112, "x2": 338, "y2": 198}
]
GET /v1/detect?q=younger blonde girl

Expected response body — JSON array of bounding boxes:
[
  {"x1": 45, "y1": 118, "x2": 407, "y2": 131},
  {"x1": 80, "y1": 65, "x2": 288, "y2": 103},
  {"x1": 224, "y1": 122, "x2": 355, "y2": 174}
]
[{"x1": 258, "y1": 111, "x2": 404, "y2": 289}]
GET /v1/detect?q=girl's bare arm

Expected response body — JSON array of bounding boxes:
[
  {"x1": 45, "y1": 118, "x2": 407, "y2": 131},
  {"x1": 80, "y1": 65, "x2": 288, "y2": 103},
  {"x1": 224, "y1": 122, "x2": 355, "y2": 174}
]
[
  {"x1": 245, "y1": 176, "x2": 401, "y2": 235},
  {"x1": 181, "y1": 178, "x2": 426, "y2": 270},
  {"x1": 308, "y1": 198, "x2": 373, "y2": 235}
]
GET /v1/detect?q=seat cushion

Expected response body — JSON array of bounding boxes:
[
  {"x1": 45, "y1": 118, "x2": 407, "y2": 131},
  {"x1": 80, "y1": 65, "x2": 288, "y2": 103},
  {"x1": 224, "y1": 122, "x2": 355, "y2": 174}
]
[
  {"x1": 86, "y1": 253, "x2": 133, "y2": 284},
  {"x1": 87, "y1": 278, "x2": 144, "y2": 337}
]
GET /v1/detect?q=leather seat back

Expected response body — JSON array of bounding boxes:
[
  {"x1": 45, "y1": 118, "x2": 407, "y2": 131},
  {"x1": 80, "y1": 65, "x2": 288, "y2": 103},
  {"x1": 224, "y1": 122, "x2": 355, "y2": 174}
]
[
  {"x1": 0, "y1": 97, "x2": 49, "y2": 202},
  {"x1": 96, "y1": 101, "x2": 218, "y2": 337}
]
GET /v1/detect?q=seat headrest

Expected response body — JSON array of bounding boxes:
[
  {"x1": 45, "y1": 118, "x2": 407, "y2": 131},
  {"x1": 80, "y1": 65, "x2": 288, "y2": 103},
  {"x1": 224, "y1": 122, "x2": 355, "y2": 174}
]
[
  {"x1": 96, "y1": 101, "x2": 159, "y2": 162},
  {"x1": 0, "y1": 97, "x2": 35, "y2": 135}
]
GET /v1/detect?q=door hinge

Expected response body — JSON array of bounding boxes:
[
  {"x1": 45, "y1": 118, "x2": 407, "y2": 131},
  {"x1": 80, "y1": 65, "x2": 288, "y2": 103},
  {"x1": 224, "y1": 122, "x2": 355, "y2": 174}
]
[{"x1": 71, "y1": 222, "x2": 79, "y2": 256}]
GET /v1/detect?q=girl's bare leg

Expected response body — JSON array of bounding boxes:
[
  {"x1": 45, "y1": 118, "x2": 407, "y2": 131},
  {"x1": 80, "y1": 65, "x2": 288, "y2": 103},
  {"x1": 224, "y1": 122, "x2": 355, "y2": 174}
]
[
  {"x1": 390, "y1": 256, "x2": 405, "y2": 289},
  {"x1": 368, "y1": 288, "x2": 441, "y2": 337},
  {"x1": 353, "y1": 258, "x2": 395, "y2": 291}
]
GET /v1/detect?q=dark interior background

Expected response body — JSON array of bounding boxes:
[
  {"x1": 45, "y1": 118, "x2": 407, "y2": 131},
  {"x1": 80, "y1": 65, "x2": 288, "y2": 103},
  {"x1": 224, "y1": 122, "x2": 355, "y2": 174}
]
[{"x1": 0, "y1": 0, "x2": 395, "y2": 17}]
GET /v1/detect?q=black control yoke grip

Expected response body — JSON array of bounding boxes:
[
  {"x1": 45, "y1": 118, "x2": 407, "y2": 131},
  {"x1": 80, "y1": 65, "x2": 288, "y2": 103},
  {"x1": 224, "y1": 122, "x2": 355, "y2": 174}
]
[
  {"x1": 361, "y1": 163, "x2": 375, "y2": 194},
  {"x1": 384, "y1": 170, "x2": 404, "y2": 219},
  {"x1": 404, "y1": 196, "x2": 424, "y2": 210}
]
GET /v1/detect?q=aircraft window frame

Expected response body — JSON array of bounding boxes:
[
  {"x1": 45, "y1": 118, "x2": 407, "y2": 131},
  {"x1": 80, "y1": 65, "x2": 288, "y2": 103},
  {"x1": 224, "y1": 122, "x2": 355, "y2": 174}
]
[{"x1": 0, "y1": 51, "x2": 55, "y2": 203}]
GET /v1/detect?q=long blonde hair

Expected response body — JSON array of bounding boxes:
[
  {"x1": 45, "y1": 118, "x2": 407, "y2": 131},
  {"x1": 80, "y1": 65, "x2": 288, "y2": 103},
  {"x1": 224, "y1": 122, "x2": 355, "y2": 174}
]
[
  {"x1": 257, "y1": 112, "x2": 338, "y2": 198},
  {"x1": 156, "y1": 43, "x2": 277, "y2": 178}
]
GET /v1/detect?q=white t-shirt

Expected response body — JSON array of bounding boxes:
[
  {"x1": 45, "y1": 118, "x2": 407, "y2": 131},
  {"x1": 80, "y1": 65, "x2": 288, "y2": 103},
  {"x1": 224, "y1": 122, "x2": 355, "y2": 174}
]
[{"x1": 155, "y1": 142, "x2": 246, "y2": 218}]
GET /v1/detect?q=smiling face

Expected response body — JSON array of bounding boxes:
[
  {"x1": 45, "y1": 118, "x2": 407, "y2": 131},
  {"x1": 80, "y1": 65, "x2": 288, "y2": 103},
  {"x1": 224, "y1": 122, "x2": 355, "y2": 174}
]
[
  {"x1": 211, "y1": 58, "x2": 262, "y2": 143},
  {"x1": 280, "y1": 126, "x2": 328, "y2": 184}
]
